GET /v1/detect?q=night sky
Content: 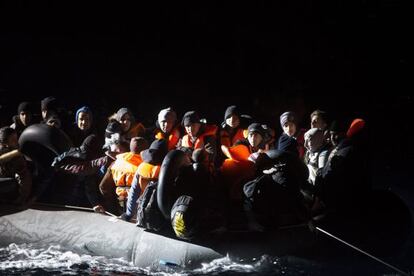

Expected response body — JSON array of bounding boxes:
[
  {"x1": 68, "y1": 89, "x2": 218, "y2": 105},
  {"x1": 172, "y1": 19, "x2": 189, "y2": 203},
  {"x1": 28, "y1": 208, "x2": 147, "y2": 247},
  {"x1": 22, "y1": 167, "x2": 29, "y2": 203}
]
[{"x1": 0, "y1": 2, "x2": 412, "y2": 163}]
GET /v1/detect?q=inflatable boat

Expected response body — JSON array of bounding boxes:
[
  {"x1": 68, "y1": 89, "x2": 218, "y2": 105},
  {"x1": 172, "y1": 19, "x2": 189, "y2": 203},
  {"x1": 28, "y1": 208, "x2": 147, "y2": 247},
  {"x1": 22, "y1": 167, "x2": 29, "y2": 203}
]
[{"x1": 0, "y1": 124, "x2": 411, "y2": 270}]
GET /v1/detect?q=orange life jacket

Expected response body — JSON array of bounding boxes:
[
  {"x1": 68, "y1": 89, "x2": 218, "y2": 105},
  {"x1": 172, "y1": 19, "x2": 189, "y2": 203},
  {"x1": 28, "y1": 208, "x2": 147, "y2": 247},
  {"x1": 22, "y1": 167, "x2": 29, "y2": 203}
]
[
  {"x1": 220, "y1": 127, "x2": 246, "y2": 147},
  {"x1": 111, "y1": 152, "x2": 143, "y2": 197},
  {"x1": 155, "y1": 127, "x2": 181, "y2": 150},
  {"x1": 181, "y1": 124, "x2": 218, "y2": 150},
  {"x1": 136, "y1": 162, "x2": 161, "y2": 195},
  {"x1": 220, "y1": 145, "x2": 255, "y2": 201}
]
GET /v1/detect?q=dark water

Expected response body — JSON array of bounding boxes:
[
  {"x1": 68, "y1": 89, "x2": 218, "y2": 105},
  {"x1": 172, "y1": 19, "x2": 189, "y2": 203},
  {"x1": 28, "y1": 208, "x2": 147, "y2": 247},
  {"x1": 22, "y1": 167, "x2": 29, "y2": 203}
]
[{"x1": 0, "y1": 239, "x2": 412, "y2": 276}]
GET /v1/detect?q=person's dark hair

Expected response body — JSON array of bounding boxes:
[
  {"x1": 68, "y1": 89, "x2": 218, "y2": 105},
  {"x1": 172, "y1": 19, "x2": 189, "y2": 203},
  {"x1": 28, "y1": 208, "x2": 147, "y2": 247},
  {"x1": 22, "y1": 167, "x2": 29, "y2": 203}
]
[
  {"x1": 310, "y1": 109, "x2": 329, "y2": 124},
  {"x1": 0, "y1": 126, "x2": 17, "y2": 144}
]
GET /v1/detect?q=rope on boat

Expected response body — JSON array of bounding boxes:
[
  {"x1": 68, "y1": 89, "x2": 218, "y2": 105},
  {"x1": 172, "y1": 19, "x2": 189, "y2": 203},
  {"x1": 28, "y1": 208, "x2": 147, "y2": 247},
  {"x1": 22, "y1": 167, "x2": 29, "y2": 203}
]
[
  {"x1": 32, "y1": 202, "x2": 118, "y2": 218},
  {"x1": 316, "y1": 226, "x2": 409, "y2": 276}
]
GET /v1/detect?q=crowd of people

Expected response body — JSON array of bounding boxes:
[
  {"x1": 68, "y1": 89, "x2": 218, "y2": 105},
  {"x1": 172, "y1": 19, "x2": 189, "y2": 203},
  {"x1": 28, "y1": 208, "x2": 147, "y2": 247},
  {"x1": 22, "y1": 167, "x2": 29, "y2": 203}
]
[{"x1": 0, "y1": 96, "x2": 371, "y2": 238}]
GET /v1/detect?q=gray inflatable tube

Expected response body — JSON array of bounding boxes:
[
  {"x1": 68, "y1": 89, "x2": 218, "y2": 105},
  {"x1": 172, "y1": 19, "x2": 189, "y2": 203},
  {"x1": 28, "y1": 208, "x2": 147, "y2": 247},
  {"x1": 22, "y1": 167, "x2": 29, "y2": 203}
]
[
  {"x1": 18, "y1": 124, "x2": 72, "y2": 169},
  {"x1": 157, "y1": 150, "x2": 191, "y2": 219}
]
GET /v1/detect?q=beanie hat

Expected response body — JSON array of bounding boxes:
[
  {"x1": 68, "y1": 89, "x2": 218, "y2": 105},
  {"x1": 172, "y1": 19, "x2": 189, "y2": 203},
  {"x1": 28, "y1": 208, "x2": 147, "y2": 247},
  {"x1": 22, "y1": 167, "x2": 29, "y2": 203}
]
[
  {"x1": 247, "y1": 123, "x2": 265, "y2": 138},
  {"x1": 181, "y1": 111, "x2": 201, "y2": 127},
  {"x1": 347, "y1": 118, "x2": 365, "y2": 138},
  {"x1": 80, "y1": 134, "x2": 98, "y2": 152},
  {"x1": 116, "y1": 107, "x2": 135, "y2": 123},
  {"x1": 224, "y1": 105, "x2": 240, "y2": 121},
  {"x1": 280, "y1": 111, "x2": 297, "y2": 128},
  {"x1": 130, "y1": 137, "x2": 149, "y2": 154},
  {"x1": 158, "y1": 107, "x2": 177, "y2": 123},
  {"x1": 17, "y1": 102, "x2": 32, "y2": 114},
  {"x1": 141, "y1": 139, "x2": 168, "y2": 165},
  {"x1": 41, "y1": 96, "x2": 58, "y2": 111},
  {"x1": 75, "y1": 106, "x2": 93, "y2": 124},
  {"x1": 105, "y1": 120, "x2": 123, "y2": 138}
]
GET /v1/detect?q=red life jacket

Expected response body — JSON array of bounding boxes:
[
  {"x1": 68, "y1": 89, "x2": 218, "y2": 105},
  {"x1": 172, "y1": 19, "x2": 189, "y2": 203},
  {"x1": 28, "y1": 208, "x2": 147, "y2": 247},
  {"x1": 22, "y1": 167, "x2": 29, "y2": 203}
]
[{"x1": 181, "y1": 124, "x2": 218, "y2": 150}]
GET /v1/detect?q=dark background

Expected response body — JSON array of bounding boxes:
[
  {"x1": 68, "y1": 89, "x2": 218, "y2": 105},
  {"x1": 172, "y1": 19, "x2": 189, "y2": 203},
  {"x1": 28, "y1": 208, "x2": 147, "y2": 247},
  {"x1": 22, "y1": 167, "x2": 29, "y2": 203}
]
[{"x1": 0, "y1": 2, "x2": 412, "y2": 171}]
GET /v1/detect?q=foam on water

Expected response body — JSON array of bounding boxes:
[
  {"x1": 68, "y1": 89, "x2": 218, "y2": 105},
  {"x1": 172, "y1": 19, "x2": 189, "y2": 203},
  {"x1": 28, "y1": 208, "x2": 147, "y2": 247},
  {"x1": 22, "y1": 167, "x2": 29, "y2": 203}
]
[{"x1": 0, "y1": 243, "x2": 412, "y2": 275}]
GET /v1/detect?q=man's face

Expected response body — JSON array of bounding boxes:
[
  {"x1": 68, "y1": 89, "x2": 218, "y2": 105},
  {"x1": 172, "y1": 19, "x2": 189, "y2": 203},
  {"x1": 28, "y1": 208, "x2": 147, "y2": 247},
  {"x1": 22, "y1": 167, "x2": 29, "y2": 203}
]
[
  {"x1": 185, "y1": 123, "x2": 201, "y2": 138},
  {"x1": 19, "y1": 111, "x2": 31, "y2": 126},
  {"x1": 120, "y1": 114, "x2": 132, "y2": 132},
  {"x1": 159, "y1": 118, "x2": 174, "y2": 134},
  {"x1": 311, "y1": 115, "x2": 327, "y2": 130},
  {"x1": 248, "y1": 131, "x2": 263, "y2": 148},
  {"x1": 226, "y1": 115, "x2": 240, "y2": 129}
]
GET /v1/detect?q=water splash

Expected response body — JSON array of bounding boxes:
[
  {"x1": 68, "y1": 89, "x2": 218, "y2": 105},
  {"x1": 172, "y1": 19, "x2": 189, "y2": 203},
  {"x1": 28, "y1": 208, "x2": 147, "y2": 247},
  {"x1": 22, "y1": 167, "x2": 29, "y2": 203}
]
[{"x1": 0, "y1": 243, "x2": 144, "y2": 275}]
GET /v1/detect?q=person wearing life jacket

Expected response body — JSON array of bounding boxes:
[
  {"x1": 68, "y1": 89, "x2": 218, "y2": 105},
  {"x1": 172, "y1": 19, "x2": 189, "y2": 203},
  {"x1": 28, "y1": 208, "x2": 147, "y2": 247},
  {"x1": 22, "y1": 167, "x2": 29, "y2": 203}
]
[
  {"x1": 219, "y1": 143, "x2": 256, "y2": 202},
  {"x1": 235, "y1": 123, "x2": 273, "y2": 163},
  {"x1": 99, "y1": 137, "x2": 148, "y2": 215},
  {"x1": 0, "y1": 126, "x2": 32, "y2": 205},
  {"x1": 178, "y1": 110, "x2": 218, "y2": 163},
  {"x1": 121, "y1": 139, "x2": 168, "y2": 222},
  {"x1": 10, "y1": 102, "x2": 35, "y2": 137},
  {"x1": 219, "y1": 105, "x2": 250, "y2": 148},
  {"x1": 278, "y1": 111, "x2": 307, "y2": 160},
  {"x1": 154, "y1": 107, "x2": 181, "y2": 151},
  {"x1": 68, "y1": 106, "x2": 97, "y2": 147},
  {"x1": 114, "y1": 107, "x2": 146, "y2": 142}
]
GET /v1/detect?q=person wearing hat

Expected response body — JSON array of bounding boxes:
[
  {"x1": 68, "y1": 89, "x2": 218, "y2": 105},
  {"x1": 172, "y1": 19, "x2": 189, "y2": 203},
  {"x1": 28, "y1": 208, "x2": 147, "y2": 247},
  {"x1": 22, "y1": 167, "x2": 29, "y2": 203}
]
[
  {"x1": 219, "y1": 105, "x2": 248, "y2": 148},
  {"x1": 114, "y1": 107, "x2": 146, "y2": 142},
  {"x1": 278, "y1": 111, "x2": 307, "y2": 159},
  {"x1": 121, "y1": 139, "x2": 168, "y2": 222},
  {"x1": 10, "y1": 101, "x2": 35, "y2": 137},
  {"x1": 178, "y1": 110, "x2": 218, "y2": 163},
  {"x1": 98, "y1": 137, "x2": 149, "y2": 215},
  {"x1": 0, "y1": 126, "x2": 32, "y2": 204},
  {"x1": 303, "y1": 128, "x2": 330, "y2": 186},
  {"x1": 40, "y1": 96, "x2": 59, "y2": 121},
  {"x1": 102, "y1": 120, "x2": 129, "y2": 157},
  {"x1": 68, "y1": 106, "x2": 96, "y2": 147},
  {"x1": 154, "y1": 107, "x2": 181, "y2": 151}
]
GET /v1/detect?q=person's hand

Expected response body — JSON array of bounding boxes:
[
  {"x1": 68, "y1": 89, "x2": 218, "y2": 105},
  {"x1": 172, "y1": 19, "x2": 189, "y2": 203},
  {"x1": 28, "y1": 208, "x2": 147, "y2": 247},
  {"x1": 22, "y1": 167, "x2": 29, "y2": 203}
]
[
  {"x1": 93, "y1": 204, "x2": 106, "y2": 214},
  {"x1": 118, "y1": 212, "x2": 132, "y2": 222}
]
